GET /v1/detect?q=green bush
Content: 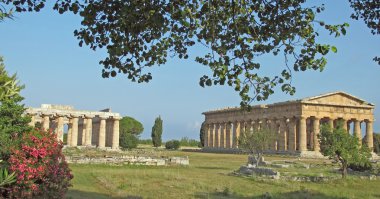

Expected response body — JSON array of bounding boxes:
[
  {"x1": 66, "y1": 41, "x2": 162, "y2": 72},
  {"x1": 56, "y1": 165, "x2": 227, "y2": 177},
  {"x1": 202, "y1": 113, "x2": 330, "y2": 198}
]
[
  {"x1": 349, "y1": 161, "x2": 373, "y2": 172},
  {"x1": 179, "y1": 137, "x2": 200, "y2": 147},
  {"x1": 119, "y1": 133, "x2": 138, "y2": 150},
  {"x1": 165, "y1": 140, "x2": 180, "y2": 150},
  {"x1": 138, "y1": 139, "x2": 153, "y2": 145}
]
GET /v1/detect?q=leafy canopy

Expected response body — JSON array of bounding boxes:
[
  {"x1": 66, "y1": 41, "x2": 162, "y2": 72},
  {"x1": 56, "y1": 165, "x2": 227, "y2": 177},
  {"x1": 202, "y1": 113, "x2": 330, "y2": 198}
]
[
  {"x1": 349, "y1": 0, "x2": 380, "y2": 64},
  {"x1": 1, "y1": 0, "x2": 351, "y2": 106},
  {"x1": 238, "y1": 128, "x2": 276, "y2": 167},
  {"x1": 319, "y1": 124, "x2": 371, "y2": 178}
]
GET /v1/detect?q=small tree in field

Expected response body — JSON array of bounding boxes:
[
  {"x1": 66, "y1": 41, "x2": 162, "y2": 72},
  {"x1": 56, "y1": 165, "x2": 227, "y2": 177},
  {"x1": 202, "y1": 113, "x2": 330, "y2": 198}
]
[
  {"x1": 238, "y1": 128, "x2": 276, "y2": 167},
  {"x1": 319, "y1": 124, "x2": 371, "y2": 179},
  {"x1": 151, "y1": 116, "x2": 163, "y2": 147}
]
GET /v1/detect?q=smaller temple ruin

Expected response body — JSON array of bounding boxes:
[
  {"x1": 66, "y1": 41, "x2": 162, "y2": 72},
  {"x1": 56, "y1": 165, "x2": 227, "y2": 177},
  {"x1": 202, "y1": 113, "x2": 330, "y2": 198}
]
[{"x1": 25, "y1": 104, "x2": 121, "y2": 149}]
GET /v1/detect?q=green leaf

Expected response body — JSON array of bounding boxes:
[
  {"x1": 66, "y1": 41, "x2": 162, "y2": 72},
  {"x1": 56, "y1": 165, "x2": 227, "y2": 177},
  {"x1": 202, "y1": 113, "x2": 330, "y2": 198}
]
[{"x1": 331, "y1": 46, "x2": 337, "y2": 53}]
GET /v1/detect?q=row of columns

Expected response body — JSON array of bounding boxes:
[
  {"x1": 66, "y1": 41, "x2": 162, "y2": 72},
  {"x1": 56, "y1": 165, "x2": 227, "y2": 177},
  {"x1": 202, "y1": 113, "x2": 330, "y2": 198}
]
[
  {"x1": 28, "y1": 113, "x2": 120, "y2": 149},
  {"x1": 204, "y1": 116, "x2": 374, "y2": 152}
]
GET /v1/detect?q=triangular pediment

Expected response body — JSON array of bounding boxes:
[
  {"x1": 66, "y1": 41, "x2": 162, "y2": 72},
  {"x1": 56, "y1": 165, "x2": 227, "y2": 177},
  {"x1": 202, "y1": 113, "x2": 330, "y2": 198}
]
[{"x1": 301, "y1": 91, "x2": 374, "y2": 107}]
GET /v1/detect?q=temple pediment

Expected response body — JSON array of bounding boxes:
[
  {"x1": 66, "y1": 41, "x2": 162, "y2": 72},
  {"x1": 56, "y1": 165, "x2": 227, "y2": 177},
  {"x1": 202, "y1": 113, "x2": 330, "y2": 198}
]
[{"x1": 301, "y1": 91, "x2": 374, "y2": 107}]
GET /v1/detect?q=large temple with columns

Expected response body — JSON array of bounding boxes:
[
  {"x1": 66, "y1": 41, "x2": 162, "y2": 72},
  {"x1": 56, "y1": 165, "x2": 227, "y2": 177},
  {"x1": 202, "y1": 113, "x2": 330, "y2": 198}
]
[
  {"x1": 25, "y1": 104, "x2": 121, "y2": 149},
  {"x1": 202, "y1": 91, "x2": 375, "y2": 155}
]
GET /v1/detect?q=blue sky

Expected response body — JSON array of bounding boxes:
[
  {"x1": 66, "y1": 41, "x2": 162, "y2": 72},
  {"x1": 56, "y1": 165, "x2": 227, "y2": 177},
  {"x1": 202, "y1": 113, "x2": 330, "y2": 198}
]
[{"x1": 0, "y1": 1, "x2": 379, "y2": 140}]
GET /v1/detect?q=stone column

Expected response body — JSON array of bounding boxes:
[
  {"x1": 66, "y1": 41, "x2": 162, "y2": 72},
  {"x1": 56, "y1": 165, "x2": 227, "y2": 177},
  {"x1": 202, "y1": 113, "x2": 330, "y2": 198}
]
[
  {"x1": 270, "y1": 120, "x2": 278, "y2": 151},
  {"x1": 67, "y1": 118, "x2": 72, "y2": 146},
  {"x1": 299, "y1": 116, "x2": 307, "y2": 152},
  {"x1": 366, "y1": 120, "x2": 374, "y2": 151},
  {"x1": 278, "y1": 119, "x2": 287, "y2": 151},
  {"x1": 57, "y1": 116, "x2": 64, "y2": 142},
  {"x1": 112, "y1": 117, "x2": 120, "y2": 149},
  {"x1": 220, "y1": 123, "x2": 225, "y2": 148},
  {"x1": 42, "y1": 114, "x2": 50, "y2": 130},
  {"x1": 215, "y1": 123, "x2": 221, "y2": 148},
  {"x1": 98, "y1": 116, "x2": 107, "y2": 148},
  {"x1": 225, "y1": 122, "x2": 232, "y2": 148},
  {"x1": 354, "y1": 119, "x2": 362, "y2": 145},
  {"x1": 313, "y1": 117, "x2": 320, "y2": 152},
  {"x1": 209, "y1": 123, "x2": 215, "y2": 147},
  {"x1": 85, "y1": 116, "x2": 93, "y2": 146},
  {"x1": 71, "y1": 116, "x2": 79, "y2": 147},
  {"x1": 232, "y1": 121, "x2": 241, "y2": 148},
  {"x1": 28, "y1": 114, "x2": 36, "y2": 127},
  {"x1": 288, "y1": 119, "x2": 297, "y2": 152}
]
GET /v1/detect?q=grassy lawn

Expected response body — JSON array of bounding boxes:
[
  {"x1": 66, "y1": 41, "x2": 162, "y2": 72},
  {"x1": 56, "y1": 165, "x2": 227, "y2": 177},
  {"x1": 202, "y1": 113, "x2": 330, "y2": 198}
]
[{"x1": 66, "y1": 148, "x2": 380, "y2": 199}]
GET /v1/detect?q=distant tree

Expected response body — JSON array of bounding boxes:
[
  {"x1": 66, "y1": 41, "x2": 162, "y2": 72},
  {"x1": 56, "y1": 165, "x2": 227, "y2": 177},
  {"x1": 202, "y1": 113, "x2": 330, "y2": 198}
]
[
  {"x1": 165, "y1": 140, "x2": 180, "y2": 150},
  {"x1": 118, "y1": 116, "x2": 143, "y2": 149},
  {"x1": 238, "y1": 128, "x2": 276, "y2": 167},
  {"x1": 319, "y1": 124, "x2": 371, "y2": 179},
  {"x1": 199, "y1": 122, "x2": 205, "y2": 147},
  {"x1": 119, "y1": 133, "x2": 138, "y2": 150},
  {"x1": 151, "y1": 116, "x2": 163, "y2": 147},
  {"x1": 119, "y1": 116, "x2": 144, "y2": 135}
]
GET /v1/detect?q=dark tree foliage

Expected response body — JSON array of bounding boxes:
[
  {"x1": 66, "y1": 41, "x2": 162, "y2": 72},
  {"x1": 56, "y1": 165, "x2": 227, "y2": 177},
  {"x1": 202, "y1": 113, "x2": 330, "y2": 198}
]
[
  {"x1": 165, "y1": 140, "x2": 180, "y2": 150},
  {"x1": 119, "y1": 133, "x2": 138, "y2": 150},
  {"x1": 1, "y1": 0, "x2": 350, "y2": 107},
  {"x1": 119, "y1": 116, "x2": 144, "y2": 135},
  {"x1": 349, "y1": 0, "x2": 380, "y2": 65},
  {"x1": 199, "y1": 122, "x2": 205, "y2": 147},
  {"x1": 0, "y1": 61, "x2": 31, "y2": 159},
  {"x1": 151, "y1": 116, "x2": 163, "y2": 147}
]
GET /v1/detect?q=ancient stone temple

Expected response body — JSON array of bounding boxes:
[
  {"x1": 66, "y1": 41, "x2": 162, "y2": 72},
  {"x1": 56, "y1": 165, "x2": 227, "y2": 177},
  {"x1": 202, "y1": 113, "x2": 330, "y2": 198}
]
[
  {"x1": 202, "y1": 91, "x2": 375, "y2": 155},
  {"x1": 25, "y1": 104, "x2": 121, "y2": 149}
]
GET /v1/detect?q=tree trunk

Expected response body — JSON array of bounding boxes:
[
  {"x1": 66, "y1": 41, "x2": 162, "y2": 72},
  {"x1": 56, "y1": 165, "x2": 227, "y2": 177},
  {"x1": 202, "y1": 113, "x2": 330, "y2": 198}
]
[
  {"x1": 256, "y1": 153, "x2": 262, "y2": 167},
  {"x1": 342, "y1": 164, "x2": 348, "y2": 179}
]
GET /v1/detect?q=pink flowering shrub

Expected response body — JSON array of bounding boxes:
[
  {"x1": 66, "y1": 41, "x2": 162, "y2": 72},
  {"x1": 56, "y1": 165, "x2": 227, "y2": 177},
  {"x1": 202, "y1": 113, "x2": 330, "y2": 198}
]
[{"x1": 7, "y1": 129, "x2": 73, "y2": 198}]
